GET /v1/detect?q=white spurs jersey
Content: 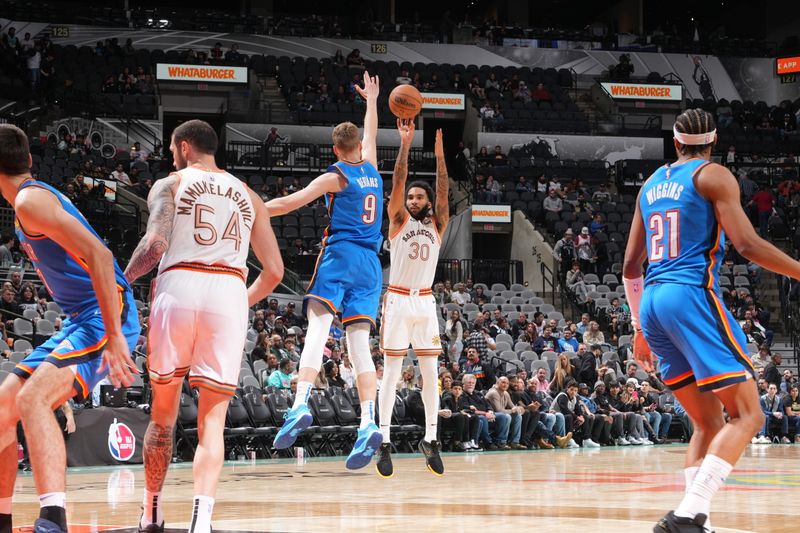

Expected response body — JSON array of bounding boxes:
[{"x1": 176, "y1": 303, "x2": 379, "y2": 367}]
[
  {"x1": 158, "y1": 166, "x2": 255, "y2": 274},
  {"x1": 388, "y1": 214, "x2": 441, "y2": 290}
]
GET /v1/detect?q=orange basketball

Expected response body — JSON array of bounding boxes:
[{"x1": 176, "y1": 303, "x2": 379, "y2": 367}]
[{"x1": 389, "y1": 84, "x2": 423, "y2": 119}]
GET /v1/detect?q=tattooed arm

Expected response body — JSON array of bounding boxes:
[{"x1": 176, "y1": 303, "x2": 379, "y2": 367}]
[
  {"x1": 387, "y1": 119, "x2": 414, "y2": 232},
  {"x1": 434, "y1": 129, "x2": 450, "y2": 236},
  {"x1": 124, "y1": 175, "x2": 178, "y2": 283}
]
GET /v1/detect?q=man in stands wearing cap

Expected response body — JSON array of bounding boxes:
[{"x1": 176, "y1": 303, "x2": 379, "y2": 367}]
[
  {"x1": 463, "y1": 347, "x2": 494, "y2": 391},
  {"x1": 551, "y1": 379, "x2": 594, "y2": 448},
  {"x1": 511, "y1": 376, "x2": 572, "y2": 449},
  {"x1": 283, "y1": 301, "x2": 304, "y2": 328},
  {"x1": 591, "y1": 381, "x2": 620, "y2": 445},
  {"x1": 271, "y1": 334, "x2": 291, "y2": 363},
  {"x1": 553, "y1": 228, "x2": 576, "y2": 280}
]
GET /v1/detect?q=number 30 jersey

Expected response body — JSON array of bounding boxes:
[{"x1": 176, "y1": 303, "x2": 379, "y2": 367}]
[
  {"x1": 325, "y1": 160, "x2": 383, "y2": 254},
  {"x1": 158, "y1": 167, "x2": 254, "y2": 274},
  {"x1": 639, "y1": 158, "x2": 725, "y2": 291},
  {"x1": 388, "y1": 214, "x2": 441, "y2": 290}
]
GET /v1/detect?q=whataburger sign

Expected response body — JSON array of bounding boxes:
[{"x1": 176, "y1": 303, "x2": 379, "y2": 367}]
[
  {"x1": 156, "y1": 63, "x2": 249, "y2": 84},
  {"x1": 600, "y1": 82, "x2": 682, "y2": 101},
  {"x1": 472, "y1": 204, "x2": 511, "y2": 223},
  {"x1": 421, "y1": 93, "x2": 465, "y2": 110}
]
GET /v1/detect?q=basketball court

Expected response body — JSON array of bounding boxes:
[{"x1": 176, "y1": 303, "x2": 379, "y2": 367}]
[{"x1": 10, "y1": 445, "x2": 797, "y2": 532}]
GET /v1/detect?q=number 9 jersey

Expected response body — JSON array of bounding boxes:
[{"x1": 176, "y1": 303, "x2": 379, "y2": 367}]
[{"x1": 304, "y1": 160, "x2": 384, "y2": 328}]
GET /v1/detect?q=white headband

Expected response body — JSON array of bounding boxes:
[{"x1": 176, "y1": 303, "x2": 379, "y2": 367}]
[{"x1": 673, "y1": 126, "x2": 716, "y2": 145}]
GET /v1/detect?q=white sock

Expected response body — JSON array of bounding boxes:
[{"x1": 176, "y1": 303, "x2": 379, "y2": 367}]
[
  {"x1": 378, "y1": 356, "x2": 403, "y2": 442},
  {"x1": 684, "y1": 466, "x2": 699, "y2": 493},
  {"x1": 360, "y1": 400, "x2": 375, "y2": 428},
  {"x1": 675, "y1": 454, "x2": 732, "y2": 520},
  {"x1": 0, "y1": 497, "x2": 11, "y2": 514},
  {"x1": 292, "y1": 381, "x2": 313, "y2": 409},
  {"x1": 188, "y1": 495, "x2": 214, "y2": 533},
  {"x1": 140, "y1": 490, "x2": 163, "y2": 527},
  {"x1": 39, "y1": 492, "x2": 65, "y2": 508},
  {"x1": 419, "y1": 356, "x2": 440, "y2": 442}
]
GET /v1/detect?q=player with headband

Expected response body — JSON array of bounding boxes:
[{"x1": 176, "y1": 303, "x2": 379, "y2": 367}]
[{"x1": 624, "y1": 108, "x2": 800, "y2": 533}]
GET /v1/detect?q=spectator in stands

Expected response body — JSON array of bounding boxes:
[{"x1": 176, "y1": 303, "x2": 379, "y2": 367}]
[
  {"x1": 606, "y1": 297, "x2": 631, "y2": 341},
  {"x1": 750, "y1": 345, "x2": 771, "y2": 371},
  {"x1": 582, "y1": 321, "x2": 605, "y2": 346},
  {"x1": 742, "y1": 319, "x2": 766, "y2": 347},
  {"x1": 225, "y1": 43, "x2": 243, "y2": 63},
  {"x1": 0, "y1": 234, "x2": 14, "y2": 265},
  {"x1": 532, "y1": 83, "x2": 552, "y2": 102},
  {"x1": 17, "y1": 283, "x2": 38, "y2": 314},
  {"x1": 346, "y1": 48, "x2": 365, "y2": 69},
  {"x1": 513, "y1": 81, "x2": 531, "y2": 104},
  {"x1": 578, "y1": 382, "x2": 610, "y2": 446},
  {"x1": 210, "y1": 42, "x2": 223, "y2": 62},
  {"x1": 338, "y1": 353, "x2": 355, "y2": 389},
  {"x1": 557, "y1": 331, "x2": 579, "y2": 353},
  {"x1": 481, "y1": 175, "x2": 502, "y2": 203},
  {"x1": 135, "y1": 177, "x2": 153, "y2": 198},
  {"x1": 764, "y1": 352, "x2": 782, "y2": 388},
  {"x1": 332, "y1": 49, "x2": 346, "y2": 67},
  {"x1": 576, "y1": 227, "x2": 594, "y2": 272},
  {"x1": 748, "y1": 184, "x2": 775, "y2": 237},
  {"x1": 465, "y1": 74, "x2": 486, "y2": 101},
  {"x1": 6, "y1": 27, "x2": 18, "y2": 49},
  {"x1": 489, "y1": 317, "x2": 510, "y2": 339},
  {"x1": 549, "y1": 353, "x2": 576, "y2": 395},
  {"x1": 484, "y1": 72, "x2": 501, "y2": 94},
  {"x1": 26, "y1": 45, "x2": 40, "y2": 88},
  {"x1": 780, "y1": 113, "x2": 797, "y2": 139},
  {"x1": 784, "y1": 385, "x2": 800, "y2": 442},
  {"x1": 510, "y1": 313, "x2": 529, "y2": 339},
  {"x1": 0, "y1": 287, "x2": 20, "y2": 329},
  {"x1": 738, "y1": 171, "x2": 758, "y2": 205},
  {"x1": 463, "y1": 346, "x2": 494, "y2": 390},
  {"x1": 577, "y1": 344, "x2": 601, "y2": 386},
  {"x1": 515, "y1": 176, "x2": 533, "y2": 193},
  {"x1": 460, "y1": 374, "x2": 495, "y2": 449},
  {"x1": 543, "y1": 189, "x2": 563, "y2": 214},
  {"x1": 782, "y1": 370, "x2": 796, "y2": 394},
  {"x1": 517, "y1": 322, "x2": 538, "y2": 344},
  {"x1": 451, "y1": 283, "x2": 472, "y2": 306},
  {"x1": 438, "y1": 380, "x2": 470, "y2": 451},
  {"x1": 759, "y1": 383, "x2": 789, "y2": 443},
  {"x1": 638, "y1": 381, "x2": 668, "y2": 443},
  {"x1": 589, "y1": 213, "x2": 607, "y2": 235},
  {"x1": 550, "y1": 380, "x2": 584, "y2": 448},
  {"x1": 565, "y1": 261, "x2": 590, "y2": 305},
  {"x1": 250, "y1": 332, "x2": 271, "y2": 364},
  {"x1": 267, "y1": 358, "x2": 295, "y2": 389},
  {"x1": 575, "y1": 313, "x2": 590, "y2": 337},
  {"x1": 529, "y1": 367, "x2": 550, "y2": 395},
  {"x1": 491, "y1": 145, "x2": 507, "y2": 166},
  {"x1": 533, "y1": 327, "x2": 557, "y2": 355},
  {"x1": 109, "y1": 163, "x2": 131, "y2": 186},
  {"x1": 485, "y1": 376, "x2": 526, "y2": 449},
  {"x1": 592, "y1": 183, "x2": 612, "y2": 203}
]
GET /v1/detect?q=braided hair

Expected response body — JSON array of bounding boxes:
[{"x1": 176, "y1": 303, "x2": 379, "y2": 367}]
[{"x1": 674, "y1": 108, "x2": 717, "y2": 156}]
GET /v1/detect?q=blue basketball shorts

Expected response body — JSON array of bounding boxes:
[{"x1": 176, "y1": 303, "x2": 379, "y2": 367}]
[
  {"x1": 640, "y1": 282, "x2": 755, "y2": 392},
  {"x1": 304, "y1": 241, "x2": 382, "y2": 328},
  {"x1": 13, "y1": 291, "x2": 141, "y2": 401}
]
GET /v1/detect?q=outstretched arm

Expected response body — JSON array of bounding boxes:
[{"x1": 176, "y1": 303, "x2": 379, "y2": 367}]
[
  {"x1": 434, "y1": 128, "x2": 450, "y2": 235},
  {"x1": 387, "y1": 119, "x2": 414, "y2": 231},
  {"x1": 356, "y1": 71, "x2": 380, "y2": 168},
  {"x1": 124, "y1": 175, "x2": 178, "y2": 284},
  {"x1": 699, "y1": 164, "x2": 800, "y2": 279},
  {"x1": 246, "y1": 188, "x2": 284, "y2": 306},
  {"x1": 265, "y1": 172, "x2": 344, "y2": 216}
]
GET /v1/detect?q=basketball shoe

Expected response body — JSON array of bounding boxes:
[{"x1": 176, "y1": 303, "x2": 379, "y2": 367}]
[
  {"x1": 273, "y1": 404, "x2": 313, "y2": 449},
  {"x1": 418, "y1": 440, "x2": 444, "y2": 476},
  {"x1": 653, "y1": 511, "x2": 709, "y2": 533},
  {"x1": 376, "y1": 443, "x2": 393, "y2": 478},
  {"x1": 346, "y1": 422, "x2": 382, "y2": 470}
]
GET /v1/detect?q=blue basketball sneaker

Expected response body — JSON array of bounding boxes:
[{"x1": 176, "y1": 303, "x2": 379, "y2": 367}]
[
  {"x1": 273, "y1": 404, "x2": 313, "y2": 449},
  {"x1": 346, "y1": 422, "x2": 382, "y2": 470}
]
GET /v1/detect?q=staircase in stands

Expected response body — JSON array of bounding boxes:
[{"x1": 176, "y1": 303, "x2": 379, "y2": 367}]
[{"x1": 258, "y1": 77, "x2": 293, "y2": 124}]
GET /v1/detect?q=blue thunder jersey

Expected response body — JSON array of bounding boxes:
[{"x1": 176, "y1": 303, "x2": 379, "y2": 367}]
[
  {"x1": 324, "y1": 160, "x2": 384, "y2": 253},
  {"x1": 15, "y1": 180, "x2": 133, "y2": 315},
  {"x1": 639, "y1": 159, "x2": 723, "y2": 291}
]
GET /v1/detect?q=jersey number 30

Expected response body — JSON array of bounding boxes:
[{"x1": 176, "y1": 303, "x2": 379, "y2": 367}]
[
  {"x1": 648, "y1": 210, "x2": 679, "y2": 262},
  {"x1": 194, "y1": 204, "x2": 242, "y2": 252}
]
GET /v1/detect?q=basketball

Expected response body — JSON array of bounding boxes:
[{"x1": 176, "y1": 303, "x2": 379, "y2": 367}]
[{"x1": 389, "y1": 85, "x2": 423, "y2": 119}]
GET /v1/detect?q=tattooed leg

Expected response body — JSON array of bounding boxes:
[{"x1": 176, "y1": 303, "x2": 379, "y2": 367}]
[{"x1": 141, "y1": 382, "x2": 181, "y2": 527}]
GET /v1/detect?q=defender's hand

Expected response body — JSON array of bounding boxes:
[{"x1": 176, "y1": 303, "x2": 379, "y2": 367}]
[
  {"x1": 98, "y1": 335, "x2": 136, "y2": 388},
  {"x1": 355, "y1": 71, "x2": 380, "y2": 101},
  {"x1": 434, "y1": 128, "x2": 444, "y2": 159}
]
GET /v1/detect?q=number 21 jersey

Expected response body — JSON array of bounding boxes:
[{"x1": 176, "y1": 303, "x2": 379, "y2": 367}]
[
  {"x1": 639, "y1": 159, "x2": 724, "y2": 291},
  {"x1": 158, "y1": 166, "x2": 254, "y2": 274}
]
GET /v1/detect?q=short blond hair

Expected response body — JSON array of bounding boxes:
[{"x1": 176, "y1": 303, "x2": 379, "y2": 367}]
[{"x1": 332, "y1": 122, "x2": 360, "y2": 152}]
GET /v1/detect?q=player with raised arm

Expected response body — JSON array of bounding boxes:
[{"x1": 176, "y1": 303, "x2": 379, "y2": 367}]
[
  {"x1": 376, "y1": 124, "x2": 450, "y2": 477},
  {"x1": 0, "y1": 124, "x2": 140, "y2": 533},
  {"x1": 265, "y1": 72, "x2": 384, "y2": 470},
  {"x1": 623, "y1": 109, "x2": 800, "y2": 533},
  {"x1": 126, "y1": 120, "x2": 283, "y2": 533}
]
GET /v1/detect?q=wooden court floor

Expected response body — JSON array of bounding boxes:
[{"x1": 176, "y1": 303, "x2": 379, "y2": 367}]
[{"x1": 10, "y1": 444, "x2": 800, "y2": 532}]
